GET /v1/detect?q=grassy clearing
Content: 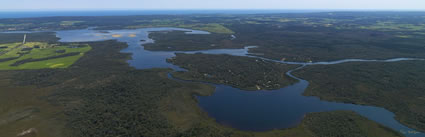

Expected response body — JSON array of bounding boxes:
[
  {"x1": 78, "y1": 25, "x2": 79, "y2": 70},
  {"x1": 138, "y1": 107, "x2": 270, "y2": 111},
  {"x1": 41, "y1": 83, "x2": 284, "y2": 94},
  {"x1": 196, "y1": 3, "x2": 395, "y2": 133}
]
[
  {"x1": 0, "y1": 43, "x2": 19, "y2": 52},
  {"x1": 60, "y1": 21, "x2": 84, "y2": 26},
  {"x1": 414, "y1": 32, "x2": 425, "y2": 35},
  {"x1": 177, "y1": 23, "x2": 234, "y2": 34},
  {"x1": 13, "y1": 53, "x2": 85, "y2": 69},
  {"x1": 0, "y1": 43, "x2": 22, "y2": 59},
  {"x1": 359, "y1": 21, "x2": 425, "y2": 31},
  {"x1": 0, "y1": 42, "x2": 91, "y2": 70},
  {"x1": 396, "y1": 35, "x2": 412, "y2": 38}
]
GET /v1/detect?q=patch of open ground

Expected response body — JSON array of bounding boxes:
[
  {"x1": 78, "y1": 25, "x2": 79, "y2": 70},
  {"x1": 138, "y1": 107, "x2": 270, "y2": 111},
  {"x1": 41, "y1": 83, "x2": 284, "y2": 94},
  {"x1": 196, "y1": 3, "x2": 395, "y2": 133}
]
[{"x1": 0, "y1": 42, "x2": 91, "y2": 70}]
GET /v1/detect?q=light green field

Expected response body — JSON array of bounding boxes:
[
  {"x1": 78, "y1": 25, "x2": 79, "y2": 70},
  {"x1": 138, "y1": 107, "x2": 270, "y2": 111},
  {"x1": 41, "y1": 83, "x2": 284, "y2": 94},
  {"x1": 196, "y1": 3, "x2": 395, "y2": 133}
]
[
  {"x1": 60, "y1": 21, "x2": 85, "y2": 26},
  {"x1": 0, "y1": 43, "x2": 19, "y2": 52},
  {"x1": 177, "y1": 23, "x2": 234, "y2": 34},
  {"x1": 396, "y1": 35, "x2": 412, "y2": 38},
  {"x1": 0, "y1": 42, "x2": 91, "y2": 70},
  {"x1": 359, "y1": 21, "x2": 425, "y2": 31},
  {"x1": 414, "y1": 32, "x2": 425, "y2": 35},
  {"x1": 0, "y1": 43, "x2": 24, "y2": 59}
]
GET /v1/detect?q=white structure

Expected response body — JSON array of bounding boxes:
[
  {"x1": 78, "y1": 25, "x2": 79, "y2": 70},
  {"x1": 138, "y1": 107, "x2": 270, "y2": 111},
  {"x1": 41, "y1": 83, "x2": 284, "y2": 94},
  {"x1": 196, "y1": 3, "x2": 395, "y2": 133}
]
[{"x1": 23, "y1": 34, "x2": 26, "y2": 44}]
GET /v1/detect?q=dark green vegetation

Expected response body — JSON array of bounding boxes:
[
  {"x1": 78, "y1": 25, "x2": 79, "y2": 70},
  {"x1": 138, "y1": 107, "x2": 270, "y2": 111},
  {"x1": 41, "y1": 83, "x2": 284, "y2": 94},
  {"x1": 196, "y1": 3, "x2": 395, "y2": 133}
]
[
  {"x1": 0, "y1": 17, "x2": 234, "y2": 34},
  {"x1": 168, "y1": 53, "x2": 299, "y2": 90},
  {"x1": 295, "y1": 61, "x2": 425, "y2": 132},
  {"x1": 0, "y1": 32, "x2": 403, "y2": 136},
  {"x1": 135, "y1": 12, "x2": 425, "y2": 62},
  {"x1": 0, "y1": 32, "x2": 58, "y2": 44},
  {"x1": 303, "y1": 111, "x2": 403, "y2": 137},
  {"x1": 144, "y1": 31, "x2": 243, "y2": 51},
  {"x1": 226, "y1": 13, "x2": 425, "y2": 62},
  {"x1": 128, "y1": 23, "x2": 234, "y2": 34},
  {"x1": 2, "y1": 12, "x2": 425, "y2": 62}
]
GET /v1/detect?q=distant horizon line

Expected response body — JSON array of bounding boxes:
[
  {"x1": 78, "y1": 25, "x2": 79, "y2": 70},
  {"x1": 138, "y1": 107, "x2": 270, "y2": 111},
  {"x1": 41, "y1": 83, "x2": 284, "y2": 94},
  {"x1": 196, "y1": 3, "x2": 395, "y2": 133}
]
[{"x1": 1, "y1": 9, "x2": 425, "y2": 12}]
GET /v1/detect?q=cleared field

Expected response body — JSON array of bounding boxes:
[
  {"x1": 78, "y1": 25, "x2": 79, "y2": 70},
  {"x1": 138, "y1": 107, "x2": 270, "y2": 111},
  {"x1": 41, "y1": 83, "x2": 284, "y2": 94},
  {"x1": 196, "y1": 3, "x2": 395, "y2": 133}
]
[
  {"x1": 359, "y1": 21, "x2": 425, "y2": 31},
  {"x1": 0, "y1": 42, "x2": 91, "y2": 70},
  {"x1": 0, "y1": 43, "x2": 19, "y2": 52},
  {"x1": 60, "y1": 21, "x2": 84, "y2": 26},
  {"x1": 177, "y1": 23, "x2": 234, "y2": 34}
]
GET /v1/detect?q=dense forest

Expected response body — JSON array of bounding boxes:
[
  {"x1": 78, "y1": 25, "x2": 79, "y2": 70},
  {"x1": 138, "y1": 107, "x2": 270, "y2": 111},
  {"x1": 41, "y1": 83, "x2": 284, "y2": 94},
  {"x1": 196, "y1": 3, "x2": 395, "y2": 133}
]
[
  {"x1": 0, "y1": 32, "x2": 59, "y2": 44},
  {"x1": 144, "y1": 31, "x2": 243, "y2": 51},
  {"x1": 295, "y1": 61, "x2": 425, "y2": 132},
  {"x1": 168, "y1": 53, "x2": 299, "y2": 90}
]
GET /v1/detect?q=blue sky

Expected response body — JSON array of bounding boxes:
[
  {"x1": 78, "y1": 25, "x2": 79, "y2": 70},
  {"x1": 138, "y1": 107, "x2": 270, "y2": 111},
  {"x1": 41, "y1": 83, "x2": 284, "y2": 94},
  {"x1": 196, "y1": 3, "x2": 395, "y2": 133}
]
[{"x1": 1, "y1": 0, "x2": 424, "y2": 10}]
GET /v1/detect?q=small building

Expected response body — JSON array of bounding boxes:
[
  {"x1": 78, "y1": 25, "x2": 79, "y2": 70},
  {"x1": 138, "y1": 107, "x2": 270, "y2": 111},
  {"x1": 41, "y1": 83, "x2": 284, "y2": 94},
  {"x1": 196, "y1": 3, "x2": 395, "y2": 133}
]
[{"x1": 22, "y1": 34, "x2": 27, "y2": 44}]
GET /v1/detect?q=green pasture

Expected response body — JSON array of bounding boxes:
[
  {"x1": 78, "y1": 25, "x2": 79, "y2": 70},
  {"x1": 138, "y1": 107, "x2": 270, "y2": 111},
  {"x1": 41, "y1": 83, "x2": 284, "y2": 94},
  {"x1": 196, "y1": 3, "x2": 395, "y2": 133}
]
[{"x1": 0, "y1": 42, "x2": 91, "y2": 70}]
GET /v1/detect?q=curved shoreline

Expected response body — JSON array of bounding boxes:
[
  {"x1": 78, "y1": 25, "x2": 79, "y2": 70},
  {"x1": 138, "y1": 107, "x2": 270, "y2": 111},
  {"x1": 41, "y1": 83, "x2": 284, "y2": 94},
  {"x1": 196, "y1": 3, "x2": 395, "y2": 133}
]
[
  {"x1": 2, "y1": 27, "x2": 424, "y2": 136},
  {"x1": 167, "y1": 44, "x2": 425, "y2": 136},
  {"x1": 192, "y1": 57, "x2": 424, "y2": 136},
  {"x1": 170, "y1": 46, "x2": 424, "y2": 136}
]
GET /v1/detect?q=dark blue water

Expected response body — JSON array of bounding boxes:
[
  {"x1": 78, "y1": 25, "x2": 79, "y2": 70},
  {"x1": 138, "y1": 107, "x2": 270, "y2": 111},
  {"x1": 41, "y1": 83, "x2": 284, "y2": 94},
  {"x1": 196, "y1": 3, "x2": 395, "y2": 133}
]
[
  {"x1": 197, "y1": 67, "x2": 422, "y2": 135},
  {"x1": 4, "y1": 28, "x2": 424, "y2": 136},
  {"x1": 0, "y1": 10, "x2": 330, "y2": 19}
]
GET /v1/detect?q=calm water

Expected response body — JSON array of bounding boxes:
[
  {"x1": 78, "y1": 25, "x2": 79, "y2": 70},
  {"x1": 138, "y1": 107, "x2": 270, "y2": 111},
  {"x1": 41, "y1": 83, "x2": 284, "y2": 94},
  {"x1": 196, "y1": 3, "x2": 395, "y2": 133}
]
[
  {"x1": 197, "y1": 66, "x2": 420, "y2": 133},
  {"x1": 6, "y1": 28, "x2": 423, "y2": 136}
]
